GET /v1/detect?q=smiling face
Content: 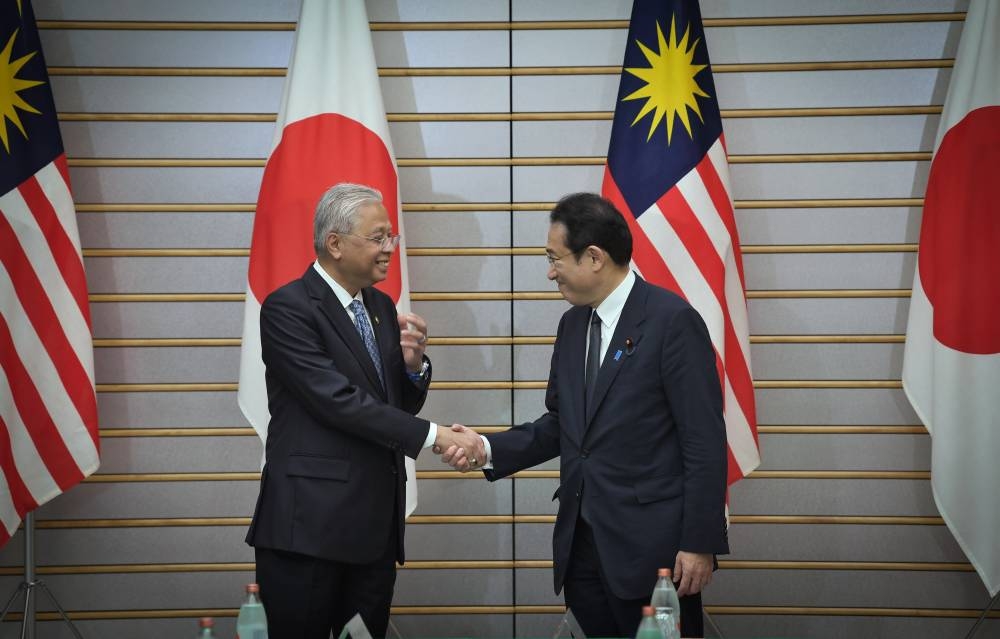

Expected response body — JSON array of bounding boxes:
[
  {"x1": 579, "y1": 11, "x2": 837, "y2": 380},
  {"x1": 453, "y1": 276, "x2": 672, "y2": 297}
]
[
  {"x1": 546, "y1": 222, "x2": 601, "y2": 307},
  {"x1": 326, "y1": 201, "x2": 394, "y2": 295}
]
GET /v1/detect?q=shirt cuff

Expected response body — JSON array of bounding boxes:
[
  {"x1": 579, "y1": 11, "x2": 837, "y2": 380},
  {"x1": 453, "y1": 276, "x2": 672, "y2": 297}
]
[
  {"x1": 480, "y1": 434, "x2": 494, "y2": 469},
  {"x1": 422, "y1": 422, "x2": 438, "y2": 449}
]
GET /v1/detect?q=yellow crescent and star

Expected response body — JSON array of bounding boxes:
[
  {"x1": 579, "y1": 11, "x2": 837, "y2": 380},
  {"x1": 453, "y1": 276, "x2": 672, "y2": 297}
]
[
  {"x1": 1, "y1": 0, "x2": 44, "y2": 153},
  {"x1": 623, "y1": 14, "x2": 710, "y2": 145}
]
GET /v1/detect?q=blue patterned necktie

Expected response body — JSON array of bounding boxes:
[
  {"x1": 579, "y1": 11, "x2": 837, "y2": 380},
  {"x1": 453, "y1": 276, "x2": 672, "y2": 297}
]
[{"x1": 349, "y1": 299, "x2": 385, "y2": 389}]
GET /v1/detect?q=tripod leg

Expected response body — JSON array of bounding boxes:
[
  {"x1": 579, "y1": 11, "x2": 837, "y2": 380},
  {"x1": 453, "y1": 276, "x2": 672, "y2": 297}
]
[
  {"x1": 963, "y1": 591, "x2": 1000, "y2": 639},
  {"x1": 704, "y1": 609, "x2": 726, "y2": 638},
  {"x1": 20, "y1": 584, "x2": 31, "y2": 639},
  {"x1": 35, "y1": 582, "x2": 85, "y2": 639},
  {"x1": 0, "y1": 583, "x2": 27, "y2": 622}
]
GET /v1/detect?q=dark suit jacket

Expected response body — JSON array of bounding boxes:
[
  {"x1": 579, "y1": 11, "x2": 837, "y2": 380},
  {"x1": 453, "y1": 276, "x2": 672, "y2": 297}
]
[
  {"x1": 485, "y1": 276, "x2": 729, "y2": 599},
  {"x1": 246, "y1": 265, "x2": 430, "y2": 565}
]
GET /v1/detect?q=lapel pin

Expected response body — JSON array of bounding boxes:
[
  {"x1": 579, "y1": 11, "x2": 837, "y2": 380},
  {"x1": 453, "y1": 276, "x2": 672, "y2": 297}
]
[
  {"x1": 625, "y1": 337, "x2": 635, "y2": 356},
  {"x1": 614, "y1": 350, "x2": 623, "y2": 361},
  {"x1": 373, "y1": 315, "x2": 379, "y2": 325}
]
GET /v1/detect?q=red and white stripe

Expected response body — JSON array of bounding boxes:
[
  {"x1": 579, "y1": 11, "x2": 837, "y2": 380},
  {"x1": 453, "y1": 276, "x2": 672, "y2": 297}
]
[
  {"x1": 604, "y1": 137, "x2": 760, "y2": 484},
  {"x1": 0, "y1": 155, "x2": 100, "y2": 547}
]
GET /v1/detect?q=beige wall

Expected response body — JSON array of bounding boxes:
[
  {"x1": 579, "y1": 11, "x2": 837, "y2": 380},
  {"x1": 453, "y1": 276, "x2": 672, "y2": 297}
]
[{"x1": 2, "y1": 0, "x2": 996, "y2": 637}]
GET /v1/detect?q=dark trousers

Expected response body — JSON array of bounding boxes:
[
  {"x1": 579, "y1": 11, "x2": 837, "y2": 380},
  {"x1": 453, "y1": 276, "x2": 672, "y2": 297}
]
[
  {"x1": 564, "y1": 520, "x2": 705, "y2": 638},
  {"x1": 255, "y1": 543, "x2": 397, "y2": 639}
]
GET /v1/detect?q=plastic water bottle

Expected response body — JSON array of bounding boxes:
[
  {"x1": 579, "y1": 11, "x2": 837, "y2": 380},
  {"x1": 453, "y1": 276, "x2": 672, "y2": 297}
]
[
  {"x1": 236, "y1": 583, "x2": 268, "y2": 639},
  {"x1": 650, "y1": 568, "x2": 681, "y2": 639},
  {"x1": 196, "y1": 617, "x2": 217, "y2": 638},
  {"x1": 635, "y1": 605, "x2": 667, "y2": 639}
]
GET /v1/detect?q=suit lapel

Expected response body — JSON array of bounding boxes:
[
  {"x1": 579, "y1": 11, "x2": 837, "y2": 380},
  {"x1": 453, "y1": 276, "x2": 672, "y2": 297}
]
[
  {"x1": 584, "y1": 278, "x2": 647, "y2": 429},
  {"x1": 305, "y1": 268, "x2": 387, "y2": 399}
]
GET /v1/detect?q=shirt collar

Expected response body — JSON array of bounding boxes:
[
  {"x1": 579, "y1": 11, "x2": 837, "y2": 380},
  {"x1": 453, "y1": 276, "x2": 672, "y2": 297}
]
[
  {"x1": 594, "y1": 270, "x2": 635, "y2": 328},
  {"x1": 313, "y1": 261, "x2": 362, "y2": 309}
]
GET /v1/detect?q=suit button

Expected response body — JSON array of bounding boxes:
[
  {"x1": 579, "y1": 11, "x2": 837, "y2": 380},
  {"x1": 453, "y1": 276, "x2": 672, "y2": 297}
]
[
  {"x1": 580, "y1": 449, "x2": 589, "y2": 459},
  {"x1": 390, "y1": 466, "x2": 398, "y2": 475},
  {"x1": 575, "y1": 492, "x2": 581, "y2": 499}
]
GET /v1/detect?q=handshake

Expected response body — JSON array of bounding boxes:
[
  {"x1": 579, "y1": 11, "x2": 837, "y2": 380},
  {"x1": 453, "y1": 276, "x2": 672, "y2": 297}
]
[{"x1": 432, "y1": 424, "x2": 486, "y2": 473}]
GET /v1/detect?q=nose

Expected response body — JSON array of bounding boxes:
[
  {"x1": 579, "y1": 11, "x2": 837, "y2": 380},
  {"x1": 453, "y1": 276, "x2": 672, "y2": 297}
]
[{"x1": 547, "y1": 264, "x2": 558, "y2": 280}]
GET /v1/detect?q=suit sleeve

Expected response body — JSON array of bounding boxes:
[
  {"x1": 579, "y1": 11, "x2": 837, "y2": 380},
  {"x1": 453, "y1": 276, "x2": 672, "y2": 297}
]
[
  {"x1": 661, "y1": 306, "x2": 729, "y2": 554},
  {"x1": 385, "y1": 295, "x2": 431, "y2": 417},
  {"x1": 483, "y1": 315, "x2": 565, "y2": 480},
  {"x1": 260, "y1": 288, "x2": 429, "y2": 458}
]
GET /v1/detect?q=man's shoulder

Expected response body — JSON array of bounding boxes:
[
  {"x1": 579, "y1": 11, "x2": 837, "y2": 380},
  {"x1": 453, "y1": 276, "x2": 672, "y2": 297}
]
[
  {"x1": 637, "y1": 278, "x2": 693, "y2": 314},
  {"x1": 262, "y1": 273, "x2": 311, "y2": 307}
]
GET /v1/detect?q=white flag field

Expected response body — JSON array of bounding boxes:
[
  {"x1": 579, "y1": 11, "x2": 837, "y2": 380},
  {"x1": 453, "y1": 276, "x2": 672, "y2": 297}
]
[
  {"x1": 902, "y1": 0, "x2": 1000, "y2": 597},
  {"x1": 238, "y1": 0, "x2": 418, "y2": 515}
]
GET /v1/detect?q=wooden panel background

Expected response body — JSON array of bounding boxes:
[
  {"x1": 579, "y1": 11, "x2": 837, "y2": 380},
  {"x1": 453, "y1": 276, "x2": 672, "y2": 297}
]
[{"x1": 1, "y1": 0, "x2": 997, "y2": 637}]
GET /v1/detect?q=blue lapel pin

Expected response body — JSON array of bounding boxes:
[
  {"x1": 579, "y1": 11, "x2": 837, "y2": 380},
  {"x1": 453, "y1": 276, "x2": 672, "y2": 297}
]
[{"x1": 614, "y1": 349, "x2": 622, "y2": 361}]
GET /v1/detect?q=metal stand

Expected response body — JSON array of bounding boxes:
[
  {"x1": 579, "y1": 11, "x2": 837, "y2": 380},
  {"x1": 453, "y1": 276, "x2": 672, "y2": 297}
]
[
  {"x1": 963, "y1": 590, "x2": 1000, "y2": 639},
  {"x1": 0, "y1": 512, "x2": 84, "y2": 639}
]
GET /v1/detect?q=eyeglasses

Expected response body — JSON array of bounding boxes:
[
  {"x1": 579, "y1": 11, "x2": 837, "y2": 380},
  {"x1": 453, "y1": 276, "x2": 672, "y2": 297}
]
[
  {"x1": 342, "y1": 232, "x2": 401, "y2": 251},
  {"x1": 545, "y1": 250, "x2": 577, "y2": 266}
]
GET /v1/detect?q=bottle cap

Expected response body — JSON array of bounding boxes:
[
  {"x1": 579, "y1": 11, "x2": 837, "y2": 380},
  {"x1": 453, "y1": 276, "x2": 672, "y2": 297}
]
[
  {"x1": 642, "y1": 605, "x2": 655, "y2": 616},
  {"x1": 658, "y1": 567, "x2": 671, "y2": 578},
  {"x1": 246, "y1": 583, "x2": 260, "y2": 593},
  {"x1": 199, "y1": 617, "x2": 214, "y2": 627}
]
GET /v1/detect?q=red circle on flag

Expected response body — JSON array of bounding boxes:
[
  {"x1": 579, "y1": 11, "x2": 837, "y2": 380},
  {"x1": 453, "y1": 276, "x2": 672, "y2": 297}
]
[
  {"x1": 918, "y1": 106, "x2": 1000, "y2": 355},
  {"x1": 247, "y1": 113, "x2": 400, "y2": 301}
]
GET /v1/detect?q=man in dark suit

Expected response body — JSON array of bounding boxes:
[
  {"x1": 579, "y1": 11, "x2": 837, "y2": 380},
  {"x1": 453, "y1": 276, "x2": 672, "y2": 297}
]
[
  {"x1": 441, "y1": 192, "x2": 729, "y2": 638},
  {"x1": 246, "y1": 183, "x2": 480, "y2": 639}
]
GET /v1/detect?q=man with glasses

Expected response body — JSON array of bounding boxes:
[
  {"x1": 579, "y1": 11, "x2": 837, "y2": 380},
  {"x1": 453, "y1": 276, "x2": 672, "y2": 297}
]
[
  {"x1": 246, "y1": 183, "x2": 479, "y2": 638},
  {"x1": 440, "y1": 192, "x2": 729, "y2": 638}
]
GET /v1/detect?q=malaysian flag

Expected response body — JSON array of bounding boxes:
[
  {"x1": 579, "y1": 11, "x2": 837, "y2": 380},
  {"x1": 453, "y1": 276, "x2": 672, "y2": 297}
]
[
  {"x1": 602, "y1": 0, "x2": 760, "y2": 485},
  {"x1": 0, "y1": 0, "x2": 100, "y2": 548}
]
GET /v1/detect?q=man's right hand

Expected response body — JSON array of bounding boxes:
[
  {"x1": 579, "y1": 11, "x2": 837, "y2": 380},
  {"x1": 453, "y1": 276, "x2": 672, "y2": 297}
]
[{"x1": 433, "y1": 424, "x2": 486, "y2": 472}]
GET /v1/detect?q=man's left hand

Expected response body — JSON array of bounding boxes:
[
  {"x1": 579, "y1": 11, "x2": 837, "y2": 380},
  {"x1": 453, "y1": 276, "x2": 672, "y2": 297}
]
[
  {"x1": 673, "y1": 551, "x2": 713, "y2": 596},
  {"x1": 398, "y1": 312, "x2": 428, "y2": 372}
]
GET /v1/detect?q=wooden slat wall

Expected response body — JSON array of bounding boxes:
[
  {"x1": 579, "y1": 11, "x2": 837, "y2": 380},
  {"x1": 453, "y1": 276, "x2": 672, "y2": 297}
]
[{"x1": 1, "y1": 0, "x2": 996, "y2": 637}]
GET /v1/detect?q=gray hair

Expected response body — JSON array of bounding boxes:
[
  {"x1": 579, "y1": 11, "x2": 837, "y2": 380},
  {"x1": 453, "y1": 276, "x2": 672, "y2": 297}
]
[{"x1": 313, "y1": 183, "x2": 384, "y2": 255}]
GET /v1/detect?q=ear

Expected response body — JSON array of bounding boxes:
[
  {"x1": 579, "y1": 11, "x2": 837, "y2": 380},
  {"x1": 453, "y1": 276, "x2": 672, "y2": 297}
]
[
  {"x1": 585, "y1": 245, "x2": 605, "y2": 271},
  {"x1": 324, "y1": 232, "x2": 343, "y2": 260}
]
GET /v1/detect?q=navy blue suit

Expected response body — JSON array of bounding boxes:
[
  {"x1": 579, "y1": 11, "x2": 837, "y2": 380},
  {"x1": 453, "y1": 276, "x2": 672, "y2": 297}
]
[
  {"x1": 245, "y1": 266, "x2": 431, "y2": 638},
  {"x1": 485, "y1": 276, "x2": 728, "y2": 601},
  {"x1": 247, "y1": 266, "x2": 430, "y2": 563}
]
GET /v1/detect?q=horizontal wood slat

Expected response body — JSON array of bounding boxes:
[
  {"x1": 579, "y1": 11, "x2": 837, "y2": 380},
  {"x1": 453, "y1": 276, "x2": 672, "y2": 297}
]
[
  {"x1": 57, "y1": 105, "x2": 943, "y2": 122},
  {"x1": 37, "y1": 13, "x2": 967, "y2": 31}
]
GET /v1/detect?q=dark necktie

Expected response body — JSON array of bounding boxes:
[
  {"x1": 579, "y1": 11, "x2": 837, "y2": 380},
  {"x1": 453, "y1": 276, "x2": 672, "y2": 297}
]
[
  {"x1": 585, "y1": 309, "x2": 602, "y2": 411},
  {"x1": 349, "y1": 299, "x2": 385, "y2": 389}
]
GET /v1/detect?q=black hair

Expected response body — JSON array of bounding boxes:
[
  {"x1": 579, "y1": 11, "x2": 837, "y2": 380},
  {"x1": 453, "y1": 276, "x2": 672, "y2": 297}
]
[{"x1": 549, "y1": 192, "x2": 633, "y2": 266}]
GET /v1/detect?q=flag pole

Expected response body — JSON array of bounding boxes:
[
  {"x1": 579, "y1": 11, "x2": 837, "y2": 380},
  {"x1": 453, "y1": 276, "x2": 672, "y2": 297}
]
[{"x1": 0, "y1": 513, "x2": 85, "y2": 638}]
